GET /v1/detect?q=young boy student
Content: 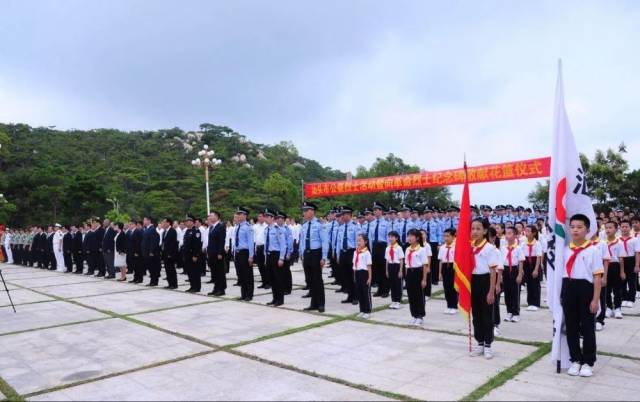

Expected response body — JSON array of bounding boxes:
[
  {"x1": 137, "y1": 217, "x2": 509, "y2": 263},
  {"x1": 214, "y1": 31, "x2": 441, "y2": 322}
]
[
  {"x1": 502, "y1": 226, "x2": 524, "y2": 323},
  {"x1": 604, "y1": 221, "x2": 625, "y2": 319},
  {"x1": 619, "y1": 220, "x2": 639, "y2": 308},
  {"x1": 438, "y1": 228, "x2": 457, "y2": 314},
  {"x1": 590, "y1": 231, "x2": 609, "y2": 331},
  {"x1": 563, "y1": 214, "x2": 604, "y2": 377}
]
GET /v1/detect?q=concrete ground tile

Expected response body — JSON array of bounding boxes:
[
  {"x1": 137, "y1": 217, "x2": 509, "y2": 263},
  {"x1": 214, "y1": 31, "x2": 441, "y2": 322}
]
[
  {"x1": 482, "y1": 353, "x2": 640, "y2": 401},
  {"x1": 0, "y1": 288, "x2": 54, "y2": 307},
  {"x1": 73, "y1": 288, "x2": 215, "y2": 315},
  {"x1": 30, "y1": 351, "x2": 389, "y2": 401},
  {"x1": 7, "y1": 275, "x2": 101, "y2": 289},
  {"x1": 238, "y1": 320, "x2": 536, "y2": 401},
  {"x1": 134, "y1": 300, "x2": 329, "y2": 346},
  {"x1": 0, "y1": 318, "x2": 209, "y2": 395},
  {"x1": 0, "y1": 300, "x2": 107, "y2": 334},
  {"x1": 37, "y1": 280, "x2": 149, "y2": 299}
]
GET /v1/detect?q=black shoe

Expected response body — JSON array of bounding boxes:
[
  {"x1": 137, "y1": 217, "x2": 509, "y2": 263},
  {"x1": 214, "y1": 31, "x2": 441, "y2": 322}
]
[
  {"x1": 244, "y1": 297, "x2": 252, "y2": 302},
  {"x1": 302, "y1": 286, "x2": 309, "y2": 291},
  {"x1": 284, "y1": 291, "x2": 291, "y2": 295},
  {"x1": 302, "y1": 293, "x2": 311, "y2": 298},
  {"x1": 266, "y1": 301, "x2": 275, "y2": 306},
  {"x1": 233, "y1": 283, "x2": 240, "y2": 286},
  {"x1": 207, "y1": 291, "x2": 217, "y2": 296},
  {"x1": 163, "y1": 286, "x2": 172, "y2": 289},
  {"x1": 200, "y1": 273, "x2": 206, "y2": 277},
  {"x1": 216, "y1": 291, "x2": 226, "y2": 296},
  {"x1": 331, "y1": 281, "x2": 339, "y2": 285},
  {"x1": 351, "y1": 300, "x2": 358, "y2": 305},
  {"x1": 303, "y1": 306, "x2": 316, "y2": 311},
  {"x1": 105, "y1": 275, "x2": 116, "y2": 279},
  {"x1": 146, "y1": 283, "x2": 158, "y2": 287},
  {"x1": 84, "y1": 272, "x2": 93, "y2": 276},
  {"x1": 185, "y1": 279, "x2": 190, "y2": 282},
  {"x1": 335, "y1": 289, "x2": 343, "y2": 293},
  {"x1": 341, "y1": 299, "x2": 352, "y2": 304},
  {"x1": 263, "y1": 285, "x2": 271, "y2": 290},
  {"x1": 273, "y1": 302, "x2": 283, "y2": 307},
  {"x1": 207, "y1": 280, "x2": 214, "y2": 284},
  {"x1": 257, "y1": 285, "x2": 265, "y2": 289},
  {"x1": 318, "y1": 307, "x2": 325, "y2": 313},
  {"x1": 372, "y1": 292, "x2": 382, "y2": 297},
  {"x1": 186, "y1": 289, "x2": 198, "y2": 293},
  {"x1": 128, "y1": 279, "x2": 137, "y2": 283},
  {"x1": 380, "y1": 293, "x2": 389, "y2": 298}
]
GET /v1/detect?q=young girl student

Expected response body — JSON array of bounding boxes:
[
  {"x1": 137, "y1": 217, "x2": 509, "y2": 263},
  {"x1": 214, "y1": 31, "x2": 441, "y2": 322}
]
[
  {"x1": 353, "y1": 234, "x2": 373, "y2": 319},
  {"x1": 419, "y1": 229, "x2": 432, "y2": 300},
  {"x1": 502, "y1": 227, "x2": 524, "y2": 323},
  {"x1": 604, "y1": 221, "x2": 624, "y2": 319},
  {"x1": 590, "y1": 231, "x2": 610, "y2": 331},
  {"x1": 385, "y1": 231, "x2": 404, "y2": 310},
  {"x1": 438, "y1": 228, "x2": 457, "y2": 314},
  {"x1": 469, "y1": 219, "x2": 500, "y2": 360},
  {"x1": 563, "y1": 214, "x2": 604, "y2": 377},
  {"x1": 488, "y1": 227, "x2": 503, "y2": 336},
  {"x1": 405, "y1": 229, "x2": 431, "y2": 326},
  {"x1": 522, "y1": 225, "x2": 543, "y2": 311}
]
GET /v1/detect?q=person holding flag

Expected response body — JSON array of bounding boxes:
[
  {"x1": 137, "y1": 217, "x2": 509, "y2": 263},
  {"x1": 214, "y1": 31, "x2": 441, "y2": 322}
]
[{"x1": 547, "y1": 60, "x2": 600, "y2": 376}]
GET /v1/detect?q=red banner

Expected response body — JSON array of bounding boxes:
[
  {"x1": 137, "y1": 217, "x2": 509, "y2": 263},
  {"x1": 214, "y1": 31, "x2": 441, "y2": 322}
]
[{"x1": 304, "y1": 157, "x2": 551, "y2": 198}]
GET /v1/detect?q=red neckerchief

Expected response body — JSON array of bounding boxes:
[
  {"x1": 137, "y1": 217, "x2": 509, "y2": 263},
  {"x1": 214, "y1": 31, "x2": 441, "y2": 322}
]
[
  {"x1": 355, "y1": 247, "x2": 367, "y2": 267},
  {"x1": 566, "y1": 240, "x2": 591, "y2": 278},
  {"x1": 389, "y1": 243, "x2": 396, "y2": 262},
  {"x1": 526, "y1": 239, "x2": 536, "y2": 265},
  {"x1": 445, "y1": 244, "x2": 452, "y2": 263},
  {"x1": 607, "y1": 238, "x2": 619, "y2": 258},
  {"x1": 506, "y1": 242, "x2": 518, "y2": 267},
  {"x1": 621, "y1": 236, "x2": 632, "y2": 254},
  {"x1": 407, "y1": 245, "x2": 421, "y2": 267},
  {"x1": 471, "y1": 239, "x2": 487, "y2": 270}
]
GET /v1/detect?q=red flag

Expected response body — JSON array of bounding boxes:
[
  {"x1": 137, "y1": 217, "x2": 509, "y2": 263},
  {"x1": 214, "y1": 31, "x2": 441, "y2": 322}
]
[{"x1": 453, "y1": 163, "x2": 473, "y2": 318}]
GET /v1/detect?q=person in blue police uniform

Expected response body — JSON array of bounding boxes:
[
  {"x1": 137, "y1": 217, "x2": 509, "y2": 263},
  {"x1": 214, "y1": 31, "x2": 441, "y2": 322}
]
[
  {"x1": 442, "y1": 206, "x2": 460, "y2": 232},
  {"x1": 336, "y1": 206, "x2": 358, "y2": 304},
  {"x1": 504, "y1": 205, "x2": 516, "y2": 224},
  {"x1": 361, "y1": 208, "x2": 374, "y2": 237},
  {"x1": 232, "y1": 207, "x2": 255, "y2": 301},
  {"x1": 276, "y1": 211, "x2": 294, "y2": 295},
  {"x1": 524, "y1": 208, "x2": 537, "y2": 225},
  {"x1": 182, "y1": 215, "x2": 202, "y2": 293},
  {"x1": 491, "y1": 205, "x2": 505, "y2": 225},
  {"x1": 262, "y1": 209, "x2": 287, "y2": 306},
  {"x1": 323, "y1": 208, "x2": 339, "y2": 287},
  {"x1": 369, "y1": 201, "x2": 390, "y2": 298},
  {"x1": 422, "y1": 207, "x2": 443, "y2": 285},
  {"x1": 300, "y1": 201, "x2": 329, "y2": 313},
  {"x1": 397, "y1": 204, "x2": 414, "y2": 249},
  {"x1": 387, "y1": 206, "x2": 399, "y2": 233}
]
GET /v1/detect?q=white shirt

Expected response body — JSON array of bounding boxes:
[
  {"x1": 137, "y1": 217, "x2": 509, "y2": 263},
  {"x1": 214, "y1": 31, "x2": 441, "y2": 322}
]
[
  {"x1": 225, "y1": 226, "x2": 235, "y2": 251},
  {"x1": 385, "y1": 244, "x2": 405, "y2": 264},
  {"x1": 253, "y1": 222, "x2": 267, "y2": 246},
  {"x1": 618, "y1": 236, "x2": 638, "y2": 258},
  {"x1": 472, "y1": 241, "x2": 500, "y2": 275},
  {"x1": 176, "y1": 227, "x2": 185, "y2": 247},
  {"x1": 501, "y1": 242, "x2": 525, "y2": 267},
  {"x1": 199, "y1": 226, "x2": 208, "y2": 251},
  {"x1": 352, "y1": 249, "x2": 372, "y2": 271},
  {"x1": 591, "y1": 240, "x2": 609, "y2": 261},
  {"x1": 438, "y1": 242, "x2": 456, "y2": 264},
  {"x1": 53, "y1": 230, "x2": 64, "y2": 250},
  {"x1": 605, "y1": 238, "x2": 623, "y2": 261},
  {"x1": 405, "y1": 245, "x2": 431, "y2": 268},
  {"x1": 290, "y1": 223, "x2": 301, "y2": 243},
  {"x1": 520, "y1": 239, "x2": 543, "y2": 259},
  {"x1": 563, "y1": 242, "x2": 604, "y2": 282}
]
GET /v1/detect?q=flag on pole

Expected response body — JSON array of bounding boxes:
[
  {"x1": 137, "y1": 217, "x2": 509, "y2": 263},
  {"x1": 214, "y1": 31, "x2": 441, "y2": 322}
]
[
  {"x1": 547, "y1": 60, "x2": 597, "y2": 371},
  {"x1": 454, "y1": 162, "x2": 473, "y2": 319}
]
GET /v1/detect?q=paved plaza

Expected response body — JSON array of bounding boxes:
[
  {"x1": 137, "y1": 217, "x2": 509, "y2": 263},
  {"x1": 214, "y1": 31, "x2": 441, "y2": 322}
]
[{"x1": 1, "y1": 263, "x2": 639, "y2": 401}]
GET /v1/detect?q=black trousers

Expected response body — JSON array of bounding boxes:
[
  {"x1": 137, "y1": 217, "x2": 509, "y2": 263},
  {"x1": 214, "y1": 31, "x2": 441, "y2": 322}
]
[
  {"x1": 185, "y1": 255, "x2": 200, "y2": 291},
  {"x1": 372, "y1": 242, "x2": 388, "y2": 295},
  {"x1": 146, "y1": 255, "x2": 161, "y2": 285},
  {"x1": 430, "y1": 242, "x2": 439, "y2": 284},
  {"x1": 304, "y1": 249, "x2": 324, "y2": 309},
  {"x1": 561, "y1": 278, "x2": 596, "y2": 366},
  {"x1": 406, "y1": 268, "x2": 425, "y2": 318},
  {"x1": 441, "y1": 263, "x2": 458, "y2": 309},
  {"x1": 64, "y1": 252, "x2": 73, "y2": 272},
  {"x1": 472, "y1": 273, "x2": 493, "y2": 347},
  {"x1": 164, "y1": 256, "x2": 177, "y2": 288},
  {"x1": 198, "y1": 251, "x2": 207, "y2": 276},
  {"x1": 87, "y1": 252, "x2": 98, "y2": 273},
  {"x1": 132, "y1": 256, "x2": 144, "y2": 282},
  {"x1": 73, "y1": 252, "x2": 83, "y2": 273},
  {"x1": 502, "y1": 266, "x2": 521, "y2": 316},
  {"x1": 340, "y1": 249, "x2": 356, "y2": 301},
  {"x1": 355, "y1": 270, "x2": 371, "y2": 313},
  {"x1": 388, "y1": 263, "x2": 403, "y2": 303},
  {"x1": 597, "y1": 283, "x2": 606, "y2": 325},
  {"x1": 283, "y1": 259, "x2": 292, "y2": 293},
  {"x1": 268, "y1": 252, "x2": 284, "y2": 304},
  {"x1": 329, "y1": 248, "x2": 339, "y2": 284},
  {"x1": 235, "y1": 250, "x2": 253, "y2": 299},
  {"x1": 523, "y1": 258, "x2": 541, "y2": 307},
  {"x1": 255, "y1": 245, "x2": 269, "y2": 286},
  {"x1": 622, "y1": 256, "x2": 637, "y2": 302},
  {"x1": 96, "y1": 250, "x2": 105, "y2": 274},
  {"x1": 104, "y1": 251, "x2": 115, "y2": 276},
  {"x1": 605, "y1": 262, "x2": 623, "y2": 309},
  {"x1": 208, "y1": 253, "x2": 227, "y2": 293},
  {"x1": 302, "y1": 250, "x2": 312, "y2": 290},
  {"x1": 493, "y1": 290, "x2": 501, "y2": 326}
]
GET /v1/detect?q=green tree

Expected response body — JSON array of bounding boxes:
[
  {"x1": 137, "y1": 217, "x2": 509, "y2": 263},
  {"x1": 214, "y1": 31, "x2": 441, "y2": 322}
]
[{"x1": 527, "y1": 180, "x2": 550, "y2": 208}]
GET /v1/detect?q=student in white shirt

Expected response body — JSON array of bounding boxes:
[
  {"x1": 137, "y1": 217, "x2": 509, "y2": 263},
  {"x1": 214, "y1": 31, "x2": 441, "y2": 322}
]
[
  {"x1": 604, "y1": 221, "x2": 625, "y2": 319},
  {"x1": 385, "y1": 231, "x2": 405, "y2": 309},
  {"x1": 469, "y1": 219, "x2": 500, "y2": 360},
  {"x1": 501, "y1": 227, "x2": 524, "y2": 323},
  {"x1": 619, "y1": 220, "x2": 639, "y2": 308},
  {"x1": 521, "y1": 225, "x2": 543, "y2": 311},
  {"x1": 353, "y1": 234, "x2": 373, "y2": 319},
  {"x1": 563, "y1": 214, "x2": 604, "y2": 378},
  {"x1": 488, "y1": 227, "x2": 504, "y2": 336},
  {"x1": 590, "y1": 233, "x2": 609, "y2": 332},
  {"x1": 438, "y1": 228, "x2": 457, "y2": 314},
  {"x1": 405, "y1": 229, "x2": 431, "y2": 327}
]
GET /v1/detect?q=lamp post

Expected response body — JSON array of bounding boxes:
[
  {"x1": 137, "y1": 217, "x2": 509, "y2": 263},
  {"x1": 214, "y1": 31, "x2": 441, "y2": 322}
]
[{"x1": 191, "y1": 145, "x2": 221, "y2": 215}]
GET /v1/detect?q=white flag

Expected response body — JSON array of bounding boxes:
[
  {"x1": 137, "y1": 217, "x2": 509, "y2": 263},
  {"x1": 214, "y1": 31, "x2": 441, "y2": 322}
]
[{"x1": 547, "y1": 60, "x2": 597, "y2": 370}]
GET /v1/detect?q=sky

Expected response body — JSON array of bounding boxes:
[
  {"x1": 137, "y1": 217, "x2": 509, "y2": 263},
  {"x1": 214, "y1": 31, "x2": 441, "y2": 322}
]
[{"x1": 1, "y1": 0, "x2": 639, "y2": 206}]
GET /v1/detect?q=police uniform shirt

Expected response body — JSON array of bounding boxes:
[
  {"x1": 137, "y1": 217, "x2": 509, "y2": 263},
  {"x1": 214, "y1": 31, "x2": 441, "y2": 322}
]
[
  {"x1": 368, "y1": 217, "x2": 390, "y2": 245},
  {"x1": 385, "y1": 243, "x2": 405, "y2": 264},
  {"x1": 606, "y1": 238, "x2": 623, "y2": 261},
  {"x1": 299, "y1": 217, "x2": 328, "y2": 260},
  {"x1": 563, "y1": 242, "x2": 604, "y2": 282},
  {"x1": 619, "y1": 236, "x2": 638, "y2": 258},
  {"x1": 280, "y1": 224, "x2": 294, "y2": 259},
  {"x1": 521, "y1": 239, "x2": 543, "y2": 259},
  {"x1": 472, "y1": 240, "x2": 500, "y2": 275},
  {"x1": 352, "y1": 248, "x2": 372, "y2": 271},
  {"x1": 438, "y1": 242, "x2": 456, "y2": 264},
  {"x1": 234, "y1": 221, "x2": 255, "y2": 259},
  {"x1": 501, "y1": 242, "x2": 525, "y2": 267},
  {"x1": 265, "y1": 224, "x2": 286, "y2": 259},
  {"x1": 405, "y1": 245, "x2": 431, "y2": 268},
  {"x1": 422, "y1": 219, "x2": 442, "y2": 244},
  {"x1": 337, "y1": 221, "x2": 357, "y2": 251}
]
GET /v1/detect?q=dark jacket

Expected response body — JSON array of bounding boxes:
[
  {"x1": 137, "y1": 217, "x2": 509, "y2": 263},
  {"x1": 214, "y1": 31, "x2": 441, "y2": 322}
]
[
  {"x1": 63, "y1": 232, "x2": 73, "y2": 254},
  {"x1": 73, "y1": 231, "x2": 83, "y2": 254},
  {"x1": 102, "y1": 227, "x2": 116, "y2": 253},
  {"x1": 141, "y1": 225, "x2": 160, "y2": 258},
  {"x1": 131, "y1": 228, "x2": 143, "y2": 257},
  {"x1": 115, "y1": 232, "x2": 127, "y2": 254},
  {"x1": 82, "y1": 231, "x2": 91, "y2": 255},
  {"x1": 207, "y1": 221, "x2": 226, "y2": 257},
  {"x1": 161, "y1": 227, "x2": 179, "y2": 260},
  {"x1": 94, "y1": 227, "x2": 105, "y2": 252}
]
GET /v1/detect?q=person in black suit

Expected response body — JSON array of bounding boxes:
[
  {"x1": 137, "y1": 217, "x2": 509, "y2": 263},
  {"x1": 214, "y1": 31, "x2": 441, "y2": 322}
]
[
  {"x1": 141, "y1": 216, "x2": 161, "y2": 286},
  {"x1": 34, "y1": 227, "x2": 45, "y2": 268},
  {"x1": 125, "y1": 221, "x2": 134, "y2": 278},
  {"x1": 94, "y1": 220, "x2": 106, "y2": 276},
  {"x1": 206, "y1": 211, "x2": 227, "y2": 296},
  {"x1": 129, "y1": 221, "x2": 144, "y2": 283},
  {"x1": 161, "y1": 218, "x2": 179, "y2": 289},
  {"x1": 62, "y1": 225, "x2": 74, "y2": 272},
  {"x1": 72, "y1": 225, "x2": 84, "y2": 274},
  {"x1": 83, "y1": 223, "x2": 95, "y2": 275},
  {"x1": 46, "y1": 226, "x2": 55, "y2": 270},
  {"x1": 102, "y1": 219, "x2": 116, "y2": 279}
]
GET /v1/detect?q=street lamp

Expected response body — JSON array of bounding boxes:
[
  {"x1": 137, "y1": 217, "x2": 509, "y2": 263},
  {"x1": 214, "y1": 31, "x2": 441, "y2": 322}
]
[{"x1": 191, "y1": 144, "x2": 221, "y2": 215}]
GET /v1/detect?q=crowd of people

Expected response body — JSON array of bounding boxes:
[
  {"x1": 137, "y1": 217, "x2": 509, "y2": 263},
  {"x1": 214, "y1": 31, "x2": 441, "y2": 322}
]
[{"x1": 2, "y1": 202, "x2": 639, "y2": 376}]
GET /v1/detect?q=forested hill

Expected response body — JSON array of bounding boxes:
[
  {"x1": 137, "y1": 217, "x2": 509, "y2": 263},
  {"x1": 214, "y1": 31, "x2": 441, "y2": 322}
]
[{"x1": 0, "y1": 123, "x2": 452, "y2": 226}]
